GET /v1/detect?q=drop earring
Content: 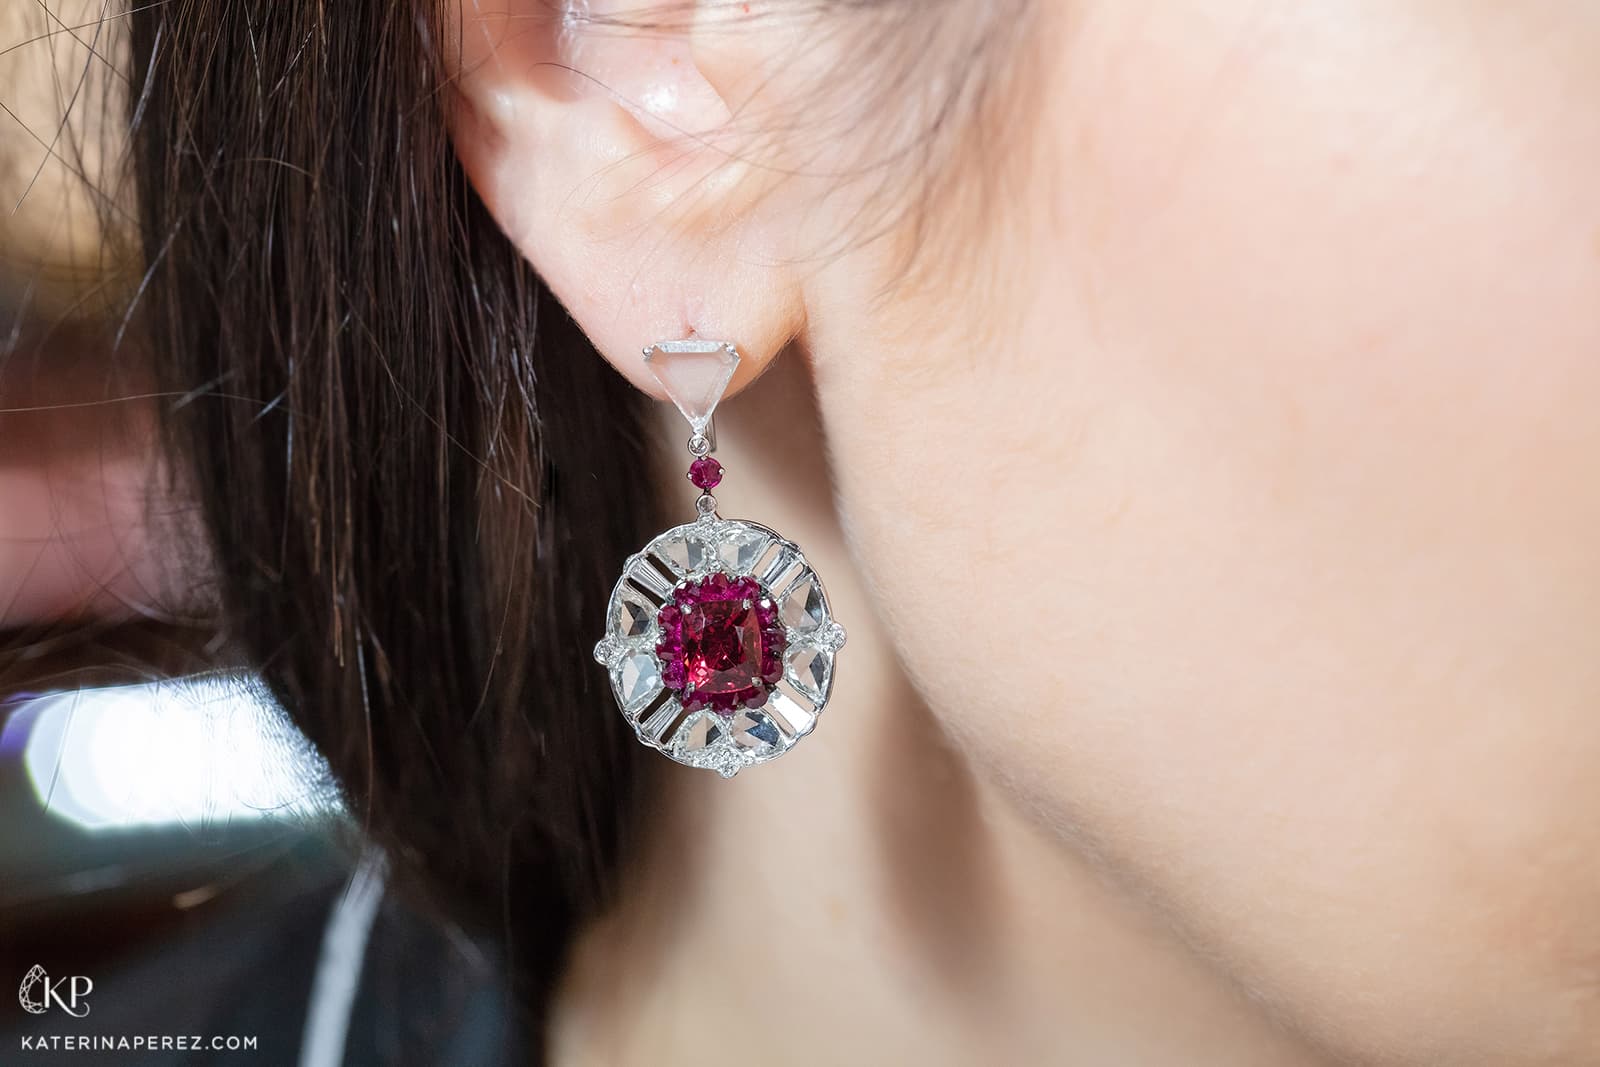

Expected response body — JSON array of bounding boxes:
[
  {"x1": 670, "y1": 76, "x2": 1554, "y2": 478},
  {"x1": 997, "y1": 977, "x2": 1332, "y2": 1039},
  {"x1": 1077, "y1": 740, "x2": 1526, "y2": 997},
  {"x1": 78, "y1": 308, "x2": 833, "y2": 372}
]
[{"x1": 593, "y1": 339, "x2": 846, "y2": 777}]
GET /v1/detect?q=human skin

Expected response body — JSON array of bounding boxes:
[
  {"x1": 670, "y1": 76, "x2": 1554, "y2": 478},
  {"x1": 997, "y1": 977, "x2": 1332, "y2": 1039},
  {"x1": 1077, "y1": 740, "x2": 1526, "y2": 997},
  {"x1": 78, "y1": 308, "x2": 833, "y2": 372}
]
[
  {"x1": 4, "y1": 0, "x2": 1595, "y2": 1061},
  {"x1": 451, "y1": 1, "x2": 1600, "y2": 1063},
  {"x1": 0, "y1": 2, "x2": 172, "y2": 627}
]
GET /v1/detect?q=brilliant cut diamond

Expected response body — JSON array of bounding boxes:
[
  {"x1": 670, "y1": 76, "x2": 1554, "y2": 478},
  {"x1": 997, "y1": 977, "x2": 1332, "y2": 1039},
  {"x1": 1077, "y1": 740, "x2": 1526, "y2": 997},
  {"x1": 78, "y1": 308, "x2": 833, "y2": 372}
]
[
  {"x1": 599, "y1": 517, "x2": 841, "y2": 776},
  {"x1": 822, "y1": 621, "x2": 848, "y2": 651}
]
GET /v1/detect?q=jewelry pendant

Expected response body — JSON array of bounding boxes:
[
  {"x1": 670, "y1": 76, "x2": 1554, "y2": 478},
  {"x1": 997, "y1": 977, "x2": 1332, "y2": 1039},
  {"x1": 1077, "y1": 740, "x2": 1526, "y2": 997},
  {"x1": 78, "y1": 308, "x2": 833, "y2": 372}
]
[{"x1": 593, "y1": 340, "x2": 846, "y2": 778}]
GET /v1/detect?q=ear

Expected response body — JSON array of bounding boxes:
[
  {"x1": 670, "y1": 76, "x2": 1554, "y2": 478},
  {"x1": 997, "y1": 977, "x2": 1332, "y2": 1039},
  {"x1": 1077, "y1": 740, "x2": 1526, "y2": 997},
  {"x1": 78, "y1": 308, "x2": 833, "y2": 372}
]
[{"x1": 446, "y1": 0, "x2": 812, "y2": 398}]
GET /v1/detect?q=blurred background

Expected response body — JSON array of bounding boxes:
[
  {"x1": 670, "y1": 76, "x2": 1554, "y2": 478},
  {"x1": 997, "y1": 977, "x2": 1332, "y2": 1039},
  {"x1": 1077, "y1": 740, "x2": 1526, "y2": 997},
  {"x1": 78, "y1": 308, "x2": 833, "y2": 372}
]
[
  {"x1": 0, "y1": 648, "x2": 521, "y2": 1065},
  {"x1": 1, "y1": 7, "x2": 519, "y2": 1063}
]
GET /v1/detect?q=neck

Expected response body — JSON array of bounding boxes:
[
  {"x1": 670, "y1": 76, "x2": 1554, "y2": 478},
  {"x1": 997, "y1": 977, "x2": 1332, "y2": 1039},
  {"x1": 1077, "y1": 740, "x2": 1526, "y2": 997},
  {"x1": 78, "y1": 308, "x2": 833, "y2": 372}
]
[{"x1": 550, "y1": 354, "x2": 1318, "y2": 1066}]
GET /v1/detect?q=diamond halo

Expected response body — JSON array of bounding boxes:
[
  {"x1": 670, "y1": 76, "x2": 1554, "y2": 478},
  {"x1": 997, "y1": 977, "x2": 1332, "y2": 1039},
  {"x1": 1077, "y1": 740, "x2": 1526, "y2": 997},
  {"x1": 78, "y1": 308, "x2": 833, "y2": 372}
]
[
  {"x1": 595, "y1": 517, "x2": 846, "y2": 777},
  {"x1": 596, "y1": 340, "x2": 846, "y2": 777}
]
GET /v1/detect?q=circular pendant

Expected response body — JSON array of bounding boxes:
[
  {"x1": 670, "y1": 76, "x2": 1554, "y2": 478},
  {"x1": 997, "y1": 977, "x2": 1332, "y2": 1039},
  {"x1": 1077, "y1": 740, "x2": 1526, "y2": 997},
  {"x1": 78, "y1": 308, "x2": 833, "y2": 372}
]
[{"x1": 594, "y1": 516, "x2": 846, "y2": 777}]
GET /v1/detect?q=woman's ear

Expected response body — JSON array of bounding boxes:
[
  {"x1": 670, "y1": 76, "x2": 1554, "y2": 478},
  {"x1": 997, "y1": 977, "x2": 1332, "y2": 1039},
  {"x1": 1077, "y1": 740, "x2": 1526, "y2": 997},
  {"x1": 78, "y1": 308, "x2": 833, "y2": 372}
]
[{"x1": 446, "y1": 0, "x2": 809, "y2": 397}]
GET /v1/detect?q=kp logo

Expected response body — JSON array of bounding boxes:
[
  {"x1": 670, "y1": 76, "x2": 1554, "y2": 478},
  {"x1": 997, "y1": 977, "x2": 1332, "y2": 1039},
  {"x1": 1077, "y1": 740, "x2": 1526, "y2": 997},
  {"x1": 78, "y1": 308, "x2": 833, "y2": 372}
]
[{"x1": 18, "y1": 965, "x2": 93, "y2": 1018}]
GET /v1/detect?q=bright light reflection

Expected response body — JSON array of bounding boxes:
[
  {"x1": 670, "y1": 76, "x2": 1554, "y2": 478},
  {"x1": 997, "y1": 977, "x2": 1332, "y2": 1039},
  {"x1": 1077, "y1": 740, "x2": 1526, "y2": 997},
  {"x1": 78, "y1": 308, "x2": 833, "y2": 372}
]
[{"x1": 19, "y1": 676, "x2": 338, "y2": 832}]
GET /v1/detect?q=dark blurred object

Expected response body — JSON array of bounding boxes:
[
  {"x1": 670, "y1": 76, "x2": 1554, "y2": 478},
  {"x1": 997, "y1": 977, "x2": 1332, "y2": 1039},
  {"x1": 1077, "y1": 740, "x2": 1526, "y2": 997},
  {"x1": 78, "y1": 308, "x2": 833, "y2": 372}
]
[
  {"x1": 3, "y1": 837, "x2": 524, "y2": 1066},
  {"x1": 1, "y1": 632, "x2": 524, "y2": 1065}
]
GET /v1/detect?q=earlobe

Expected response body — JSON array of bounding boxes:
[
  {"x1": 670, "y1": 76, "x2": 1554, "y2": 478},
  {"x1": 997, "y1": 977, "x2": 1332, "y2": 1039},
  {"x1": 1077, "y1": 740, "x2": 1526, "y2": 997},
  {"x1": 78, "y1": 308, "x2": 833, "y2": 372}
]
[{"x1": 447, "y1": 0, "x2": 805, "y2": 398}]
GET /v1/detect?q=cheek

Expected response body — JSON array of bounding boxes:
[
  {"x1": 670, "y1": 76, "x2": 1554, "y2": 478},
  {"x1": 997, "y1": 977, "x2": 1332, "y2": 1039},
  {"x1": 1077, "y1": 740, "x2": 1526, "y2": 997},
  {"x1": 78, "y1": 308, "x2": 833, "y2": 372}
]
[{"x1": 819, "y1": 3, "x2": 1600, "y2": 1062}]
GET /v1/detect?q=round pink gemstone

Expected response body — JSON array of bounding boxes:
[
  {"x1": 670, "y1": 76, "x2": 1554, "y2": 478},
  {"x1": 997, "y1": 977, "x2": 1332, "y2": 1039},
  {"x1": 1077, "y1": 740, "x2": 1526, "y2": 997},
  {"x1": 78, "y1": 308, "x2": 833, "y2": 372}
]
[
  {"x1": 655, "y1": 572, "x2": 786, "y2": 714},
  {"x1": 688, "y1": 456, "x2": 724, "y2": 491}
]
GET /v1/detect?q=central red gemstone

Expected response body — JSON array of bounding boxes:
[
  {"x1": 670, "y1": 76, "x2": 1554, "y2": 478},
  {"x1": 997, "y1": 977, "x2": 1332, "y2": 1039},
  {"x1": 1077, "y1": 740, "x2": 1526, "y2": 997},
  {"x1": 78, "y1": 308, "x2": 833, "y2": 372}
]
[
  {"x1": 656, "y1": 573, "x2": 785, "y2": 714},
  {"x1": 682, "y1": 600, "x2": 764, "y2": 692}
]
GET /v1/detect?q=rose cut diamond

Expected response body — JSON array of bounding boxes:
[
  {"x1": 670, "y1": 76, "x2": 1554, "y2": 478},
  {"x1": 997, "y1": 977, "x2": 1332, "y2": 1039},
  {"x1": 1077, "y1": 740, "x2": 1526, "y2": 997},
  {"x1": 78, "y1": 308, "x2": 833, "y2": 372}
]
[
  {"x1": 600, "y1": 516, "x2": 843, "y2": 776},
  {"x1": 643, "y1": 340, "x2": 739, "y2": 436}
]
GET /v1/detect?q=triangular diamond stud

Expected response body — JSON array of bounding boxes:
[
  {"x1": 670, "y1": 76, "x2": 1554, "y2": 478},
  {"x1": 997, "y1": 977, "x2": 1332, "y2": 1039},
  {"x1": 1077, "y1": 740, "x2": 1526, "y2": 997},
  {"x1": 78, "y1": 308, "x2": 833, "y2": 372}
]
[{"x1": 644, "y1": 339, "x2": 740, "y2": 435}]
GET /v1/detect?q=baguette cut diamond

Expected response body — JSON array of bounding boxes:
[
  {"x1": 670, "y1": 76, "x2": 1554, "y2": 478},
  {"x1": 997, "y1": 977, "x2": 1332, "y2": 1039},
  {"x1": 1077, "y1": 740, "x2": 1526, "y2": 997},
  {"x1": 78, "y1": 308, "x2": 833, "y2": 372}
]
[
  {"x1": 601, "y1": 340, "x2": 848, "y2": 776},
  {"x1": 598, "y1": 481, "x2": 844, "y2": 772}
]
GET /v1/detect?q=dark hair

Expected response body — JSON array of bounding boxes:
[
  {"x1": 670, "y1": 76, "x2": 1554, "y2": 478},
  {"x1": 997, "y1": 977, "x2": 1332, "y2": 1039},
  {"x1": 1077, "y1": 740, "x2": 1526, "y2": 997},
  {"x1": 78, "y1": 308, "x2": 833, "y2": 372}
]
[
  {"x1": 126, "y1": 1, "x2": 658, "y2": 1046},
  {"x1": 119, "y1": 0, "x2": 1024, "y2": 1055}
]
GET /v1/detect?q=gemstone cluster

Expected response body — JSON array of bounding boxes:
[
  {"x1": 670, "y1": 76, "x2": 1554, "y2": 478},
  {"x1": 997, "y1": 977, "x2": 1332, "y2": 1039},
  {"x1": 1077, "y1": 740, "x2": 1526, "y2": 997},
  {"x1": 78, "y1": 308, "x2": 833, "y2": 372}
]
[
  {"x1": 596, "y1": 517, "x2": 846, "y2": 776},
  {"x1": 598, "y1": 339, "x2": 844, "y2": 776},
  {"x1": 655, "y1": 573, "x2": 785, "y2": 713}
]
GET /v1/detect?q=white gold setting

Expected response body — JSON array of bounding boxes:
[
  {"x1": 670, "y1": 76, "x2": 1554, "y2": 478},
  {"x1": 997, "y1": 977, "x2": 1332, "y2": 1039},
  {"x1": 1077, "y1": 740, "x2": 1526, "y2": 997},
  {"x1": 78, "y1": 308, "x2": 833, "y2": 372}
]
[
  {"x1": 594, "y1": 518, "x2": 846, "y2": 777},
  {"x1": 594, "y1": 340, "x2": 846, "y2": 777}
]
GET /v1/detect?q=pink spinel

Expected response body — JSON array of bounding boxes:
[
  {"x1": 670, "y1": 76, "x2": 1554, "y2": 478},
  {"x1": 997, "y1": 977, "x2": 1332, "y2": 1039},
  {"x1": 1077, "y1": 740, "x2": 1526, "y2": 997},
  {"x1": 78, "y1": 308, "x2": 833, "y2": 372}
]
[
  {"x1": 683, "y1": 600, "x2": 762, "y2": 693},
  {"x1": 688, "y1": 456, "x2": 724, "y2": 491},
  {"x1": 655, "y1": 572, "x2": 786, "y2": 714}
]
